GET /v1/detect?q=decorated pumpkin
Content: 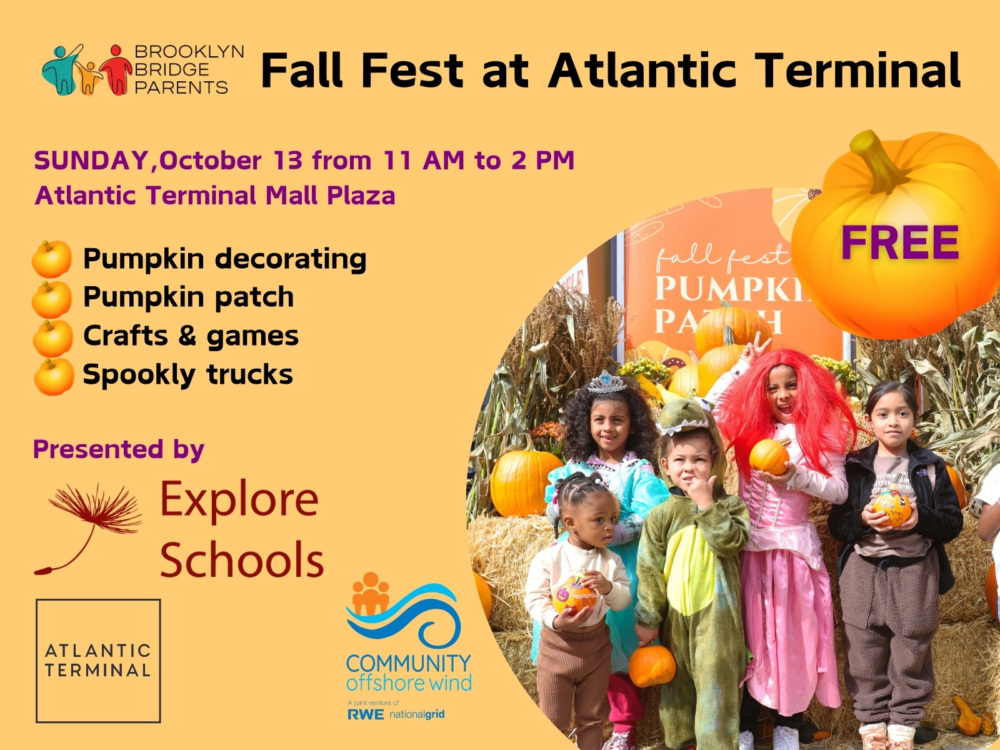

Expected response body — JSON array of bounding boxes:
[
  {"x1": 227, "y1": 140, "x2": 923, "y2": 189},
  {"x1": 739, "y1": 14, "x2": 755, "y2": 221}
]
[
  {"x1": 694, "y1": 302, "x2": 773, "y2": 357},
  {"x1": 871, "y1": 475, "x2": 913, "y2": 528},
  {"x1": 552, "y1": 572, "x2": 598, "y2": 613},
  {"x1": 490, "y1": 449, "x2": 564, "y2": 517},
  {"x1": 628, "y1": 644, "x2": 677, "y2": 688},
  {"x1": 473, "y1": 571, "x2": 492, "y2": 620},
  {"x1": 667, "y1": 364, "x2": 705, "y2": 398},
  {"x1": 987, "y1": 563, "x2": 998, "y2": 625},
  {"x1": 791, "y1": 129, "x2": 1000, "y2": 339},
  {"x1": 750, "y1": 439, "x2": 790, "y2": 475}
]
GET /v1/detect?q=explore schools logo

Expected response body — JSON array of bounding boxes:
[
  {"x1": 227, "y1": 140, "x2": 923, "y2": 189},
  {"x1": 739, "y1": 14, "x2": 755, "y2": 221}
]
[
  {"x1": 346, "y1": 572, "x2": 462, "y2": 649},
  {"x1": 41, "y1": 42, "x2": 240, "y2": 97}
]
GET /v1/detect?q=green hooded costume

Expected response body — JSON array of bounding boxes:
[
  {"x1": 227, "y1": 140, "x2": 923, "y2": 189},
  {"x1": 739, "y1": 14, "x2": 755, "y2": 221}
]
[{"x1": 634, "y1": 398, "x2": 749, "y2": 750}]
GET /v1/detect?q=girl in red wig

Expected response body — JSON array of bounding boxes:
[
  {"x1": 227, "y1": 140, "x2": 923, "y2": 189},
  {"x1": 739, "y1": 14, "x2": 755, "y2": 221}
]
[{"x1": 707, "y1": 340, "x2": 857, "y2": 750}]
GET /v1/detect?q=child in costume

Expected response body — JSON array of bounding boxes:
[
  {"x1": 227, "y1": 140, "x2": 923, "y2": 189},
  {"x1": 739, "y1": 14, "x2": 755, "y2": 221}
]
[
  {"x1": 525, "y1": 472, "x2": 633, "y2": 750},
  {"x1": 532, "y1": 370, "x2": 670, "y2": 750},
  {"x1": 829, "y1": 381, "x2": 963, "y2": 750},
  {"x1": 706, "y1": 341, "x2": 857, "y2": 750},
  {"x1": 634, "y1": 398, "x2": 749, "y2": 750},
  {"x1": 976, "y1": 462, "x2": 1000, "y2": 607}
]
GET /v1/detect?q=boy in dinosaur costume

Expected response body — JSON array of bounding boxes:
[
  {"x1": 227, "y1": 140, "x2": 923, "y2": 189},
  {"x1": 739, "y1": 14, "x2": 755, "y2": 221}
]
[{"x1": 634, "y1": 398, "x2": 750, "y2": 750}]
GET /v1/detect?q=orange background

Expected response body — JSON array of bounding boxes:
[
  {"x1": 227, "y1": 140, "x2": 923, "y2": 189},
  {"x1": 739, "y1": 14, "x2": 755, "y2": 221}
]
[{"x1": 2, "y1": 3, "x2": 999, "y2": 750}]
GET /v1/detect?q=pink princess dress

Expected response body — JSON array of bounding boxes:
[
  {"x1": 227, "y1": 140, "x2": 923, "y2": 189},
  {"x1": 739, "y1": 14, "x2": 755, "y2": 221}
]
[{"x1": 739, "y1": 420, "x2": 845, "y2": 716}]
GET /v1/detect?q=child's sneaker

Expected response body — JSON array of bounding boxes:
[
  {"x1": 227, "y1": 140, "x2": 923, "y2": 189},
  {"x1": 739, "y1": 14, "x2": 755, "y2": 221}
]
[
  {"x1": 887, "y1": 724, "x2": 915, "y2": 750},
  {"x1": 859, "y1": 722, "x2": 888, "y2": 750},
  {"x1": 601, "y1": 729, "x2": 636, "y2": 750},
  {"x1": 772, "y1": 725, "x2": 798, "y2": 750},
  {"x1": 738, "y1": 730, "x2": 755, "y2": 750}
]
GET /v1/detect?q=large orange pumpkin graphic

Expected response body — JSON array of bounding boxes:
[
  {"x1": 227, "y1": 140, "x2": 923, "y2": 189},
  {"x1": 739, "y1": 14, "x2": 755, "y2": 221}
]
[{"x1": 792, "y1": 130, "x2": 1000, "y2": 339}]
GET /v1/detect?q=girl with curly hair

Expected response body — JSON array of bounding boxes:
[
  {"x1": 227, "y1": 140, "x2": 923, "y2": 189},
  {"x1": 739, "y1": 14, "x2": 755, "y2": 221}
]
[
  {"x1": 706, "y1": 341, "x2": 858, "y2": 750},
  {"x1": 530, "y1": 371, "x2": 669, "y2": 750}
]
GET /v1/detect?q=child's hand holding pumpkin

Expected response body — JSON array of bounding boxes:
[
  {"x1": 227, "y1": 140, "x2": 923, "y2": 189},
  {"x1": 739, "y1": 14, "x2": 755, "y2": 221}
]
[
  {"x1": 862, "y1": 502, "x2": 894, "y2": 533},
  {"x1": 759, "y1": 462, "x2": 797, "y2": 487},
  {"x1": 579, "y1": 570, "x2": 612, "y2": 596},
  {"x1": 635, "y1": 624, "x2": 659, "y2": 648},
  {"x1": 553, "y1": 604, "x2": 595, "y2": 632}
]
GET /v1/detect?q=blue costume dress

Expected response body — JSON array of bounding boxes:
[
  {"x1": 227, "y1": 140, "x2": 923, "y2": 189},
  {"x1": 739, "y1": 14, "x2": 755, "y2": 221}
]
[{"x1": 530, "y1": 452, "x2": 672, "y2": 673}]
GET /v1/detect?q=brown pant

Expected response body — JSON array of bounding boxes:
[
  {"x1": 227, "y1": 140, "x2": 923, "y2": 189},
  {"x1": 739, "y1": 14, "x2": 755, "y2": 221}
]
[
  {"x1": 840, "y1": 550, "x2": 939, "y2": 727},
  {"x1": 537, "y1": 625, "x2": 613, "y2": 750}
]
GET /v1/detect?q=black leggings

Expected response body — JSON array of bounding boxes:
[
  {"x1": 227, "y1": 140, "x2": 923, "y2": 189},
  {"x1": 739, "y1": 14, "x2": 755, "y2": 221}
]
[{"x1": 739, "y1": 688, "x2": 803, "y2": 733}]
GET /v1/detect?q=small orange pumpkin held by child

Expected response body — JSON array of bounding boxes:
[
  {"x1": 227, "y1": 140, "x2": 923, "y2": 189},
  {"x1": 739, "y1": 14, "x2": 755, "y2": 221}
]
[
  {"x1": 552, "y1": 572, "x2": 597, "y2": 613},
  {"x1": 871, "y1": 474, "x2": 913, "y2": 528},
  {"x1": 628, "y1": 644, "x2": 677, "y2": 688},
  {"x1": 791, "y1": 129, "x2": 1000, "y2": 339},
  {"x1": 749, "y1": 439, "x2": 791, "y2": 476},
  {"x1": 473, "y1": 571, "x2": 492, "y2": 620}
]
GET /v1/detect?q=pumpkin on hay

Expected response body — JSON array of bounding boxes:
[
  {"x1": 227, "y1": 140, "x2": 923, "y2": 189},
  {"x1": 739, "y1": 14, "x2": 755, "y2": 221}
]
[
  {"x1": 628, "y1": 644, "x2": 677, "y2": 688},
  {"x1": 871, "y1": 474, "x2": 913, "y2": 528},
  {"x1": 473, "y1": 571, "x2": 492, "y2": 620},
  {"x1": 946, "y1": 465, "x2": 970, "y2": 509},
  {"x1": 489, "y1": 449, "x2": 564, "y2": 517},
  {"x1": 791, "y1": 129, "x2": 1000, "y2": 339},
  {"x1": 694, "y1": 302, "x2": 772, "y2": 357},
  {"x1": 749, "y1": 439, "x2": 790, "y2": 476}
]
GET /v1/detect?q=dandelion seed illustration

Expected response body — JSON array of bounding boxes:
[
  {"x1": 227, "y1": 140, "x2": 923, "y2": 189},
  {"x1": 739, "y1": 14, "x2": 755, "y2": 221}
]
[{"x1": 34, "y1": 486, "x2": 141, "y2": 575}]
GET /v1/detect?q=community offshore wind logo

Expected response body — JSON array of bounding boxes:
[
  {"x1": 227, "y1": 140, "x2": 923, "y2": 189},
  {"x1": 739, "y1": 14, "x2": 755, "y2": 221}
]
[{"x1": 346, "y1": 572, "x2": 461, "y2": 649}]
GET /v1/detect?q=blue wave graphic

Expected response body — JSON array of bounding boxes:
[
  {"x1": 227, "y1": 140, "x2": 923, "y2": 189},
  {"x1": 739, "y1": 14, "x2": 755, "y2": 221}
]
[
  {"x1": 346, "y1": 583, "x2": 456, "y2": 625},
  {"x1": 346, "y1": 583, "x2": 461, "y2": 649}
]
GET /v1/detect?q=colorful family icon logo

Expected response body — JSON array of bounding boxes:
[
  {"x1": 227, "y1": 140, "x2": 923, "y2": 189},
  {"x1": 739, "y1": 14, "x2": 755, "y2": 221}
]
[
  {"x1": 42, "y1": 43, "x2": 133, "y2": 97},
  {"x1": 346, "y1": 573, "x2": 461, "y2": 649}
]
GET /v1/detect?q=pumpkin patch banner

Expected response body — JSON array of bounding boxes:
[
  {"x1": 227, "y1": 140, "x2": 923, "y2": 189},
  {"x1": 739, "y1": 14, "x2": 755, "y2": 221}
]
[
  {"x1": 6, "y1": 4, "x2": 1000, "y2": 750},
  {"x1": 623, "y1": 188, "x2": 846, "y2": 360}
]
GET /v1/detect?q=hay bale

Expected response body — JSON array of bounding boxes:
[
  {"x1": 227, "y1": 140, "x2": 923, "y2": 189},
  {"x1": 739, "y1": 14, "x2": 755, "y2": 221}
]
[
  {"x1": 988, "y1": 623, "x2": 1000, "y2": 720},
  {"x1": 494, "y1": 630, "x2": 537, "y2": 702},
  {"x1": 925, "y1": 616, "x2": 1000, "y2": 730},
  {"x1": 940, "y1": 508, "x2": 995, "y2": 622},
  {"x1": 469, "y1": 515, "x2": 553, "y2": 631}
]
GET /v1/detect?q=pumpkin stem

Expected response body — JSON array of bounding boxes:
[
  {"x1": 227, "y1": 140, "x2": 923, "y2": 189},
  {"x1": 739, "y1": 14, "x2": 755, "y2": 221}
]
[
  {"x1": 850, "y1": 130, "x2": 911, "y2": 195},
  {"x1": 42, "y1": 281, "x2": 54, "y2": 293},
  {"x1": 44, "y1": 320, "x2": 55, "y2": 331},
  {"x1": 723, "y1": 325, "x2": 735, "y2": 347}
]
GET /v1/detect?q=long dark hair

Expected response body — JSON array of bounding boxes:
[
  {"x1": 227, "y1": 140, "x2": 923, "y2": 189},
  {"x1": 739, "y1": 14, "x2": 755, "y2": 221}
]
[{"x1": 561, "y1": 379, "x2": 657, "y2": 463}]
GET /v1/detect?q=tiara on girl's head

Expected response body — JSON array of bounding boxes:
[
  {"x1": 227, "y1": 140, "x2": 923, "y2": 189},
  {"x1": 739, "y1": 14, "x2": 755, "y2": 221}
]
[{"x1": 589, "y1": 371, "x2": 626, "y2": 394}]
